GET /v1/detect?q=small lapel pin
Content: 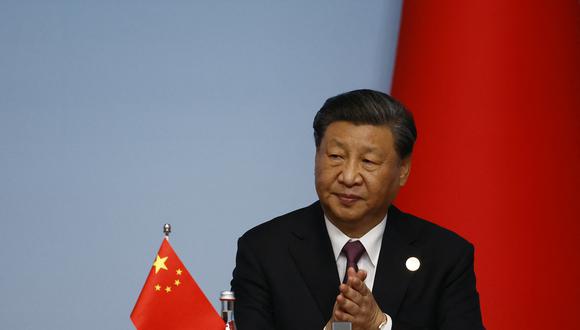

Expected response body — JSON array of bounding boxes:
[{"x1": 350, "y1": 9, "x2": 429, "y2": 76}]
[{"x1": 406, "y1": 257, "x2": 421, "y2": 271}]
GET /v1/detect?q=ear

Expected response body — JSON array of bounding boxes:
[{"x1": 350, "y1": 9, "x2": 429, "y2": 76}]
[{"x1": 399, "y1": 156, "x2": 412, "y2": 186}]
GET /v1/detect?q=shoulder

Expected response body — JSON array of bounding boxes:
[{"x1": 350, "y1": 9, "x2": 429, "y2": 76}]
[
  {"x1": 390, "y1": 206, "x2": 474, "y2": 254},
  {"x1": 389, "y1": 206, "x2": 477, "y2": 287},
  {"x1": 239, "y1": 201, "x2": 323, "y2": 245}
]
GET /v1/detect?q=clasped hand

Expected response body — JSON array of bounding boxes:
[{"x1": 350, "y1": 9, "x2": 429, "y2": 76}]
[{"x1": 326, "y1": 267, "x2": 386, "y2": 330}]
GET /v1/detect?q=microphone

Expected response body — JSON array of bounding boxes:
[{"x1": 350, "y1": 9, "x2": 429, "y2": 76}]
[{"x1": 332, "y1": 321, "x2": 352, "y2": 330}]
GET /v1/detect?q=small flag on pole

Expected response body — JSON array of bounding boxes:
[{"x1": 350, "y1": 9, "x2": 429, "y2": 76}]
[{"x1": 131, "y1": 231, "x2": 224, "y2": 330}]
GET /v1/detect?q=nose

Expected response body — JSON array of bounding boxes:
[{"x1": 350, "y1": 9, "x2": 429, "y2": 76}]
[{"x1": 337, "y1": 160, "x2": 363, "y2": 187}]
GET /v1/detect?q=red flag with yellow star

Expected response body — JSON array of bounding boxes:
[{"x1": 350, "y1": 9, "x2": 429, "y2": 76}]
[{"x1": 131, "y1": 239, "x2": 225, "y2": 330}]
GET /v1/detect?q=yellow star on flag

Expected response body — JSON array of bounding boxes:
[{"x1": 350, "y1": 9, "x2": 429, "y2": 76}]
[
  {"x1": 174, "y1": 279, "x2": 181, "y2": 286},
  {"x1": 152, "y1": 255, "x2": 168, "y2": 274},
  {"x1": 154, "y1": 284, "x2": 161, "y2": 291},
  {"x1": 165, "y1": 286, "x2": 172, "y2": 293},
  {"x1": 176, "y1": 268, "x2": 182, "y2": 275}
]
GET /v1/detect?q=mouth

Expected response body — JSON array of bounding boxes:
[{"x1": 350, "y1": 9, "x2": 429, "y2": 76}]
[{"x1": 334, "y1": 193, "x2": 362, "y2": 206}]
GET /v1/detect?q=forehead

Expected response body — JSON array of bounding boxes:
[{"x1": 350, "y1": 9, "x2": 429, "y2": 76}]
[{"x1": 322, "y1": 121, "x2": 395, "y2": 152}]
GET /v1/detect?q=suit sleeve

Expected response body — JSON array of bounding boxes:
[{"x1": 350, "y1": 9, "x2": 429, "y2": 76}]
[
  {"x1": 437, "y1": 243, "x2": 485, "y2": 330},
  {"x1": 231, "y1": 233, "x2": 275, "y2": 330}
]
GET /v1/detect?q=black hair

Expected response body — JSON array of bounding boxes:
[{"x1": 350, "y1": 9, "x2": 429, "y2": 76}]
[{"x1": 313, "y1": 89, "x2": 417, "y2": 159}]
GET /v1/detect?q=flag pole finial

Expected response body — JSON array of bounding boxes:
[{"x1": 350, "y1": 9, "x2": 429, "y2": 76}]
[{"x1": 163, "y1": 223, "x2": 171, "y2": 238}]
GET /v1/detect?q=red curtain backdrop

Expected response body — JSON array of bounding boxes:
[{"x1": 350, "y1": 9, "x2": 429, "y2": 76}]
[{"x1": 391, "y1": 0, "x2": 579, "y2": 328}]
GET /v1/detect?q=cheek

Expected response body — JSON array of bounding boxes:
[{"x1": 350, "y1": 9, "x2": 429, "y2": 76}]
[
  {"x1": 315, "y1": 164, "x2": 339, "y2": 190},
  {"x1": 314, "y1": 163, "x2": 325, "y2": 188},
  {"x1": 366, "y1": 170, "x2": 399, "y2": 194},
  {"x1": 315, "y1": 169, "x2": 334, "y2": 187}
]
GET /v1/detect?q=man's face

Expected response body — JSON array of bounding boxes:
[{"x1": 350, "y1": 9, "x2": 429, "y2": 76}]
[{"x1": 315, "y1": 121, "x2": 411, "y2": 234}]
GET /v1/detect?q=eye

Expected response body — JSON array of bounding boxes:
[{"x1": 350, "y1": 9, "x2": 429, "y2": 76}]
[
  {"x1": 362, "y1": 158, "x2": 380, "y2": 169},
  {"x1": 328, "y1": 154, "x2": 344, "y2": 162}
]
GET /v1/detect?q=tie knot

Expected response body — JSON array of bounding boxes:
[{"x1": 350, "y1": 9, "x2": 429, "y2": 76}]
[{"x1": 341, "y1": 240, "x2": 366, "y2": 266}]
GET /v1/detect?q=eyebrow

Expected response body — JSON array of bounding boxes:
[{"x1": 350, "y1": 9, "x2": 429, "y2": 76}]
[
  {"x1": 328, "y1": 139, "x2": 346, "y2": 149},
  {"x1": 327, "y1": 138, "x2": 383, "y2": 155}
]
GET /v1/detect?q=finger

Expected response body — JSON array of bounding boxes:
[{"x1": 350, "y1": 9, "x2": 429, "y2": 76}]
[
  {"x1": 345, "y1": 268, "x2": 371, "y2": 297},
  {"x1": 345, "y1": 267, "x2": 366, "y2": 285},
  {"x1": 345, "y1": 267, "x2": 357, "y2": 286},
  {"x1": 350, "y1": 275, "x2": 370, "y2": 296},
  {"x1": 356, "y1": 269, "x2": 368, "y2": 282},
  {"x1": 336, "y1": 292, "x2": 360, "y2": 315},
  {"x1": 333, "y1": 307, "x2": 355, "y2": 323},
  {"x1": 339, "y1": 283, "x2": 363, "y2": 304},
  {"x1": 348, "y1": 267, "x2": 357, "y2": 277}
]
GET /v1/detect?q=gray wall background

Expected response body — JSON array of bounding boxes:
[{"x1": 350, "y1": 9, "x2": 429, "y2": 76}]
[{"x1": 0, "y1": 1, "x2": 403, "y2": 329}]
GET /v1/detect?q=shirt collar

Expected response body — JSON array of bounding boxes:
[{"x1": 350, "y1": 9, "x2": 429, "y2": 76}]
[{"x1": 324, "y1": 213, "x2": 387, "y2": 267}]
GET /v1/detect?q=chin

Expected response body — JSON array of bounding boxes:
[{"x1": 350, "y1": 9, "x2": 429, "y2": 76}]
[
  {"x1": 322, "y1": 198, "x2": 362, "y2": 221},
  {"x1": 328, "y1": 209, "x2": 364, "y2": 224}
]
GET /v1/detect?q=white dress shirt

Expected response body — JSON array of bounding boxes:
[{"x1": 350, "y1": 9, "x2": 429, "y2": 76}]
[{"x1": 324, "y1": 214, "x2": 393, "y2": 330}]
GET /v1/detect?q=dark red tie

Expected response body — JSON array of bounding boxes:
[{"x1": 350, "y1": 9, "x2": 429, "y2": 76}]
[{"x1": 341, "y1": 240, "x2": 366, "y2": 283}]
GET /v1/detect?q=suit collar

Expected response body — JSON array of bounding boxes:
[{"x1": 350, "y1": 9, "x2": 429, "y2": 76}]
[
  {"x1": 372, "y1": 205, "x2": 421, "y2": 318},
  {"x1": 288, "y1": 201, "x2": 339, "y2": 323}
]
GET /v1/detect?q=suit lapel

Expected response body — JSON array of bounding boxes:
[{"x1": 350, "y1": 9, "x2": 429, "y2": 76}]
[
  {"x1": 288, "y1": 202, "x2": 340, "y2": 322},
  {"x1": 372, "y1": 205, "x2": 421, "y2": 318}
]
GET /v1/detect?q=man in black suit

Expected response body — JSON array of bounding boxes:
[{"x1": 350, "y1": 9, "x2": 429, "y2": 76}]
[{"x1": 231, "y1": 90, "x2": 484, "y2": 330}]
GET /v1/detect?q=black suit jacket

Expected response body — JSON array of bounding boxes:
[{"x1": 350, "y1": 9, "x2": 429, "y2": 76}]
[{"x1": 231, "y1": 202, "x2": 484, "y2": 330}]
